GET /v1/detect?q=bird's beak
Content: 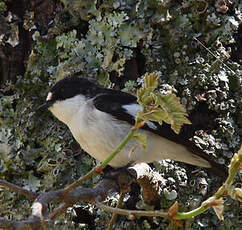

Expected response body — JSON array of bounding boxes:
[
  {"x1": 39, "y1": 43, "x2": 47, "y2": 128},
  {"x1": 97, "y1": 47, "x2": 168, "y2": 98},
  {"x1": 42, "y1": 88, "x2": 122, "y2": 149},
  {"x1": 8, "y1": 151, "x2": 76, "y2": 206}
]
[{"x1": 37, "y1": 100, "x2": 54, "y2": 112}]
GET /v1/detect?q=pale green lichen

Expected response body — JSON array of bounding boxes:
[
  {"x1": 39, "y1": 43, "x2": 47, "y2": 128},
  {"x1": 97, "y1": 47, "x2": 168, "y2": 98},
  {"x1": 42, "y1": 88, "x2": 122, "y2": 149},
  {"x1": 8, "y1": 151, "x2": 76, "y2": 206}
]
[{"x1": 0, "y1": 0, "x2": 241, "y2": 229}]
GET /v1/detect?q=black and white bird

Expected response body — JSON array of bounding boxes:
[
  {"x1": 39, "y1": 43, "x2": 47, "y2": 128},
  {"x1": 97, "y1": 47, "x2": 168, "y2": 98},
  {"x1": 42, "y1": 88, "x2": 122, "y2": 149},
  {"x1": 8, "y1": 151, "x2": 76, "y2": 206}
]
[{"x1": 39, "y1": 76, "x2": 226, "y2": 178}]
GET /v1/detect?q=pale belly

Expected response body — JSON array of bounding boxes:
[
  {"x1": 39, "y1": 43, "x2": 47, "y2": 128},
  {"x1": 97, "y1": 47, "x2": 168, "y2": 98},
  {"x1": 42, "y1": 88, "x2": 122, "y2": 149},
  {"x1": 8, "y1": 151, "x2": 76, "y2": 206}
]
[
  {"x1": 69, "y1": 115, "x2": 145, "y2": 167},
  {"x1": 68, "y1": 109, "x2": 210, "y2": 168}
]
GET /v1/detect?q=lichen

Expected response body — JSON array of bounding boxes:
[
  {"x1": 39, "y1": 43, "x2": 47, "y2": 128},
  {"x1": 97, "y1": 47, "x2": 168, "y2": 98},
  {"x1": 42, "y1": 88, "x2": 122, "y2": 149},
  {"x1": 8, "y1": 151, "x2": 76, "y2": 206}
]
[{"x1": 0, "y1": 0, "x2": 241, "y2": 229}]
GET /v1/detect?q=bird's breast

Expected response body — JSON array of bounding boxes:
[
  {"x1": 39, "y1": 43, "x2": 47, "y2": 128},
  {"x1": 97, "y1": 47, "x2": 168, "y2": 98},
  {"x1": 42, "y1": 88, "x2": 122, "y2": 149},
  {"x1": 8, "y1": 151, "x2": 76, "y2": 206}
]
[{"x1": 68, "y1": 106, "x2": 135, "y2": 166}]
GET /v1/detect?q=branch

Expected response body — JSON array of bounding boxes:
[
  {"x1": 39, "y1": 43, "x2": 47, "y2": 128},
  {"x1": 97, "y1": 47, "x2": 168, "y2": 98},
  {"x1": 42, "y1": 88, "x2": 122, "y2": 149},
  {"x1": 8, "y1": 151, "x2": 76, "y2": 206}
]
[
  {"x1": 0, "y1": 179, "x2": 38, "y2": 200},
  {"x1": 0, "y1": 163, "x2": 166, "y2": 229},
  {"x1": 0, "y1": 178, "x2": 118, "y2": 230},
  {"x1": 94, "y1": 200, "x2": 169, "y2": 218},
  {"x1": 107, "y1": 190, "x2": 125, "y2": 230},
  {"x1": 1, "y1": 153, "x2": 239, "y2": 229},
  {"x1": 0, "y1": 217, "x2": 43, "y2": 230},
  {"x1": 61, "y1": 167, "x2": 98, "y2": 196},
  {"x1": 101, "y1": 128, "x2": 137, "y2": 168}
]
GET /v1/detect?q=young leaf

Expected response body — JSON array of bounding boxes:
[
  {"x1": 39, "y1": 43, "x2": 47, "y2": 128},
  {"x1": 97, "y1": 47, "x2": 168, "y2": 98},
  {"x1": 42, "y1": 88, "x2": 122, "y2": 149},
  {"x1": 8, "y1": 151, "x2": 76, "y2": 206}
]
[
  {"x1": 136, "y1": 72, "x2": 191, "y2": 134},
  {"x1": 211, "y1": 198, "x2": 224, "y2": 221},
  {"x1": 168, "y1": 201, "x2": 183, "y2": 227},
  {"x1": 144, "y1": 72, "x2": 159, "y2": 90},
  {"x1": 137, "y1": 87, "x2": 146, "y2": 106},
  {"x1": 226, "y1": 184, "x2": 242, "y2": 202},
  {"x1": 234, "y1": 188, "x2": 242, "y2": 202},
  {"x1": 144, "y1": 109, "x2": 168, "y2": 125},
  {"x1": 133, "y1": 133, "x2": 147, "y2": 149},
  {"x1": 156, "y1": 94, "x2": 191, "y2": 134},
  {"x1": 168, "y1": 201, "x2": 179, "y2": 219},
  {"x1": 137, "y1": 72, "x2": 159, "y2": 107},
  {"x1": 137, "y1": 87, "x2": 152, "y2": 108},
  {"x1": 203, "y1": 197, "x2": 224, "y2": 221}
]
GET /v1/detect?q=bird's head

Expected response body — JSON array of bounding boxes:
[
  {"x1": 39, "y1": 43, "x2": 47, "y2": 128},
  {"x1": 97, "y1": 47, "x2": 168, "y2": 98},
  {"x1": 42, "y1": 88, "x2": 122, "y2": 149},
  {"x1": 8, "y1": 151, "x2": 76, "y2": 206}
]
[{"x1": 38, "y1": 76, "x2": 98, "y2": 123}]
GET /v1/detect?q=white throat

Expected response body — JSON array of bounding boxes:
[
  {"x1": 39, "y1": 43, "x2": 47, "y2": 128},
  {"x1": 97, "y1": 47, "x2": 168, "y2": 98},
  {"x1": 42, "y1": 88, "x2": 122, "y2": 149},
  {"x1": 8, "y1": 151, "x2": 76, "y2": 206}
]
[{"x1": 48, "y1": 95, "x2": 86, "y2": 125}]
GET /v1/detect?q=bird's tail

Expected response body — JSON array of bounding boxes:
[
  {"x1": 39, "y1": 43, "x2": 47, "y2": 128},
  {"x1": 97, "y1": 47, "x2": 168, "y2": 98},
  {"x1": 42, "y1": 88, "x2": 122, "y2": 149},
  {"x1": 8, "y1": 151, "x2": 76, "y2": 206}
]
[{"x1": 185, "y1": 141, "x2": 228, "y2": 180}]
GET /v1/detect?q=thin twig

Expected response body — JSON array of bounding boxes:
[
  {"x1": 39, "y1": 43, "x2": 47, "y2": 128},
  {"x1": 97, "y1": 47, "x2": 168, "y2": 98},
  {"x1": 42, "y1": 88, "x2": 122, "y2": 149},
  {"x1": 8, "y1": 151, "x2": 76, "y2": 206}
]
[
  {"x1": 0, "y1": 179, "x2": 38, "y2": 200},
  {"x1": 62, "y1": 167, "x2": 98, "y2": 196},
  {"x1": 193, "y1": 37, "x2": 236, "y2": 75},
  {"x1": 101, "y1": 129, "x2": 136, "y2": 169},
  {"x1": 174, "y1": 150, "x2": 242, "y2": 220},
  {"x1": 107, "y1": 191, "x2": 125, "y2": 230},
  {"x1": 0, "y1": 217, "x2": 42, "y2": 229},
  {"x1": 94, "y1": 200, "x2": 169, "y2": 218},
  {"x1": 50, "y1": 203, "x2": 70, "y2": 219}
]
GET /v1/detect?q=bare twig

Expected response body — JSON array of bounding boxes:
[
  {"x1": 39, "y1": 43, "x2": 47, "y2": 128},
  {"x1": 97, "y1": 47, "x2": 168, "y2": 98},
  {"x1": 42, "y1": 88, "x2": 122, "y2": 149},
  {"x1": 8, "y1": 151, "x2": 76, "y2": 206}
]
[
  {"x1": 0, "y1": 179, "x2": 38, "y2": 200},
  {"x1": 62, "y1": 167, "x2": 98, "y2": 196},
  {"x1": 107, "y1": 191, "x2": 125, "y2": 230},
  {"x1": 193, "y1": 37, "x2": 236, "y2": 75},
  {"x1": 50, "y1": 203, "x2": 70, "y2": 220},
  {"x1": 0, "y1": 216, "x2": 42, "y2": 230},
  {"x1": 1, "y1": 153, "x2": 240, "y2": 230},
  {"x1": 0, "y1": 162, "x2": 164, "y2": 229},
  {"x1": 94, "y1": 200, "x2": 169, "y2": 218},
  {"x1": 0, "y1": 178, "x2": 117, "y2": 230}
]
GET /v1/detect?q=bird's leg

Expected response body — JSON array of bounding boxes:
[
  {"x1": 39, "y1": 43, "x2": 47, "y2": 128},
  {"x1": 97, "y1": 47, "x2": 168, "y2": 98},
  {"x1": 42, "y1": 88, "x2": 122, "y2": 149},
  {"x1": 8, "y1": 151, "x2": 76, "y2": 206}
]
[{"x1": 101, "y1": 162, "x2": 135, "y2": 192}]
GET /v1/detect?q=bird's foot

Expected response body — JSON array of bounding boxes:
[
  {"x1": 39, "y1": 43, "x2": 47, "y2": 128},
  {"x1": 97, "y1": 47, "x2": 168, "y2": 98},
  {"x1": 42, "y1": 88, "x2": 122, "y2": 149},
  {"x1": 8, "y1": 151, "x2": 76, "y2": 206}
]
[{"x1": 101, "y1": 163, "x2": 135, "y2": 192}]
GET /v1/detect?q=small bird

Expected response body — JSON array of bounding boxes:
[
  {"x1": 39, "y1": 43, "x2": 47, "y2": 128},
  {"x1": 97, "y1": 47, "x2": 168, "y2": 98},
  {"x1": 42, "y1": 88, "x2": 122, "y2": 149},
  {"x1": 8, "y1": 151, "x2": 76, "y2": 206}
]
[{"x1": 39, "y1": 76, "x2": 227, "y2": 178}]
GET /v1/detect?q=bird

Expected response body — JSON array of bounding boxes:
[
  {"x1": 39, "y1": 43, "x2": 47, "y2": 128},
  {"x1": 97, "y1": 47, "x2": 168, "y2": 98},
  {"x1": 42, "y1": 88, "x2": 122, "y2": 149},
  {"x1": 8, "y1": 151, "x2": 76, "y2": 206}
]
[{"x1": 38, "y1": 76, "x2": 227, "y2": 178}]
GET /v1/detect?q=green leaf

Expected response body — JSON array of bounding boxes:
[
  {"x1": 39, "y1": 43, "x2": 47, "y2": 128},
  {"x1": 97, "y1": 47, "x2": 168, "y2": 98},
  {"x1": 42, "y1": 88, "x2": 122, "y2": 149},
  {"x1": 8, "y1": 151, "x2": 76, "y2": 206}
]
[
  {"x1": 144, "y1": 72, "x2": 159, "y2": 90},
  {"x1": 136, "y1": 72, "x2": 191, "y2": 134},
  {"x1": 137, "y1": 73, "x2": 159, "y2": 107},
  {"x1": 133, "y1": 133, "x2": 147, "y2": 149},
  {"x1": 137, "y1": 88, "x2": 147, "y2": 107},
  {"x1": 144, "y1": 109, "x2": 168, "y2": 125},
  {"x1": 156, "y1": 94, "x2": 191, "y2": 134}
]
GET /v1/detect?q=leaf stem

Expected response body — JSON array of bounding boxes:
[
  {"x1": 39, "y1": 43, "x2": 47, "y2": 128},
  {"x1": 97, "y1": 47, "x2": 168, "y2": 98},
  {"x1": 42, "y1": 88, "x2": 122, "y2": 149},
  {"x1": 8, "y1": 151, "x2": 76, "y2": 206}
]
[
  {"x1": 106, "y1": 191, "x2": 125, "y2": 230},
  {"x1": 174, "y1": 205, "x2": 208, "y2": 220},
  {"x1": 101, "y1": 128, "x2": 137, "y2": 169},
  {"x1": 63, "y1": 128, "x2": 137, "y2": 195},
  {"x1": 175, "y1": 152, "x2": 242, "y2": 220}
]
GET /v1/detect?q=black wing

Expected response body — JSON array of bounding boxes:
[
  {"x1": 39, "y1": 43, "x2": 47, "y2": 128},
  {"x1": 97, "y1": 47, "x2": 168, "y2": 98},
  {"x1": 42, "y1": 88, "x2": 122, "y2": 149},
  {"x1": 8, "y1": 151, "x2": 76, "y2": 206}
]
[
  {"x1": 93, "y1": 89, "x2": 137, "y2": 125},
  {"x1": 93, "y1": 88, "x2": 195, "y2": 143},
  {"x1": 93, "y1": 90, "x2": 227, "y2": 178}
]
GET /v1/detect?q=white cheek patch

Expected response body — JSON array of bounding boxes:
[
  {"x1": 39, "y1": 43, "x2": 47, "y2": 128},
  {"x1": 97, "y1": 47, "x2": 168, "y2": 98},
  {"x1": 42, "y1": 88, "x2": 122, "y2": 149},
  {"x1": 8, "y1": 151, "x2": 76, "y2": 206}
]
[
  {"x1": 122, "y1": 104, "x2": 157, "y2": 130},
  {"x1": 46, "y1": 92, "x2": 53, "y2": 101}
]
